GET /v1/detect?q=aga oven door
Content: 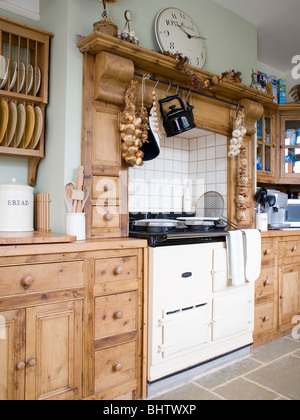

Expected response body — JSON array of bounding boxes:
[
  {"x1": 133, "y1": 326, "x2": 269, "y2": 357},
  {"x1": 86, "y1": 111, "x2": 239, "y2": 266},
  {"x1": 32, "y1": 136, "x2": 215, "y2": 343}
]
[
  {"x1": 149, "y1": 243, "x2": 217, "y2": 311},
  {"x1": 159, "y1": 304, "x2": 211, "y2": 358},
  {"x1": 212, "y1": 284, "x2": 254, "y2": 341}
]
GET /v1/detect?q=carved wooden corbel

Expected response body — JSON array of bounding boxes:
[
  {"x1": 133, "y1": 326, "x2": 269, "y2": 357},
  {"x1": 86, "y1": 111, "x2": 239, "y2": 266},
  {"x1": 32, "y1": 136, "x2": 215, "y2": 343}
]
[{"x1": 94, "y1": 51, "x2": 134, "y2": 106}]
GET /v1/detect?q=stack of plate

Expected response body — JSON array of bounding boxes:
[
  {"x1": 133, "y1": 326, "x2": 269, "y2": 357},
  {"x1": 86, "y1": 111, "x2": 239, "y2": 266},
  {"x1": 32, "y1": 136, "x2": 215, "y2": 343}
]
[
  {"x1": 0, "y1": 99, "x2": 43, "y2": 149},
  {"x1": 0, "y1": 59, "x2": 42, "y2": 96}
]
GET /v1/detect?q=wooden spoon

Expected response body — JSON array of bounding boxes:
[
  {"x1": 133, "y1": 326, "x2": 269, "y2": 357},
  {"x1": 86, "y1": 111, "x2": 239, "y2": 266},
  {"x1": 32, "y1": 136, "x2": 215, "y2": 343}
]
[{"x1": 64, "y1": 182, "x2": 76, "y2": 213}]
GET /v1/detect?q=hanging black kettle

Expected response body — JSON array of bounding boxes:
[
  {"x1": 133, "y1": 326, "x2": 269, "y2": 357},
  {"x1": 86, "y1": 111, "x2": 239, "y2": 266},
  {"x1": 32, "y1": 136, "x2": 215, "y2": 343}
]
[{"x1": 159, "y1": 94, "x2": 196, "y2": 138}]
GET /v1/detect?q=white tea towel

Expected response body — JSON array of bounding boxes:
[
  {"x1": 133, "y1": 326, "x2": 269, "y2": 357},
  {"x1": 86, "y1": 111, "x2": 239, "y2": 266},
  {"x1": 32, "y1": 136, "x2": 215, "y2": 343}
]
[
  {"x1": 242, "y1": 229, "x2": 261, "y2": 282},
  {"x1": 226, "y1": 230, "x2": 245, "y2": 286}
]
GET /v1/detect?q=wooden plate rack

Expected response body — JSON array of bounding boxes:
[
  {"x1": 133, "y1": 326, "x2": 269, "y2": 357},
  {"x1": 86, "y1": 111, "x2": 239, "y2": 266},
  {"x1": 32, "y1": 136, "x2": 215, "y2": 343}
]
[{"x1": 0, "y1": 17, "x2": 54, "y2": 186}]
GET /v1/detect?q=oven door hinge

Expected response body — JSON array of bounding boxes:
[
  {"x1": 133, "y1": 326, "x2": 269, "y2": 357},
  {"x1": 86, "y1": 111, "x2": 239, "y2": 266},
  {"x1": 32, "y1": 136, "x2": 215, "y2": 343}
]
[{"x1": 158, "y1": 317, "x2": 175, "y2": 327}]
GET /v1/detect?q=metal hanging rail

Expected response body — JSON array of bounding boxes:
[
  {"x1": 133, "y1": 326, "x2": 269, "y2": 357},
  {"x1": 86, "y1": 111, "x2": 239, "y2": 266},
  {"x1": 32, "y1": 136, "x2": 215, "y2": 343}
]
[{"x1": 134, "y1": 71, "x2": 244, "y2": 110}]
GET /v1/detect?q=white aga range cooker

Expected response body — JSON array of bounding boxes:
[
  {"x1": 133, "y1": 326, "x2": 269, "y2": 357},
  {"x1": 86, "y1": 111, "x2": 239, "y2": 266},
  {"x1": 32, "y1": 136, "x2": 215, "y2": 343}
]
[{"x1": 130, "y1": 214, "x2": 260, "y2": 382}]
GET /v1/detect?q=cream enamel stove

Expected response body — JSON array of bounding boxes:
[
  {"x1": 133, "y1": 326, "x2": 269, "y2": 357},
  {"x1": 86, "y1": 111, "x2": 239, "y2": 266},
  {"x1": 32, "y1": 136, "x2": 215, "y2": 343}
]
[{"x1": 130, "y1": 213, "x2": 255, "y2": 382}]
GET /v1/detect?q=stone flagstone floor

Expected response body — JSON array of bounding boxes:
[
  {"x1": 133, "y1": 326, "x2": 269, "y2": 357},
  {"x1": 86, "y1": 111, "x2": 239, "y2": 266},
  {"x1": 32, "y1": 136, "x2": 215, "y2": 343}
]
[{"x1": 149, "y1": 336, "x2": 300, "y2": 400}]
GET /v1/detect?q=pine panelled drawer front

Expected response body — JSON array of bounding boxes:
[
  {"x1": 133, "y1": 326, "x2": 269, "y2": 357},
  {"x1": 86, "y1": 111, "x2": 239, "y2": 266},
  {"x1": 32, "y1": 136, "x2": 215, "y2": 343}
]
[
  {"x1": 0, "y1": 261, "x2": 84, "y2": 297},
  {"x1": 279, "y1": 241, "x2": 300, "y2": 259},
  {"x1": 94, "y1": 291, "x2": 137, "y2": 343},
  {"x1": 254, "y1": 302, "x2": 275, "y2": 335},
  {"x1": 94, "y1": 255, "x2": 138, "y2": 295},
  {"x1": 92, "y1": 206, "x2": 121, "y2": 229},
  {"x1": 94, "y1": 341, "x2": 137, "y2": 394},
  {"x1": 92, "y1": 176, "x2": 120, "y2": 203},
  {"x1": 261, "y1": 243, "x2": 276, "y2": 268},
  {"x1": 255, "y1": 267, "x2": 276, "y2": 303}
]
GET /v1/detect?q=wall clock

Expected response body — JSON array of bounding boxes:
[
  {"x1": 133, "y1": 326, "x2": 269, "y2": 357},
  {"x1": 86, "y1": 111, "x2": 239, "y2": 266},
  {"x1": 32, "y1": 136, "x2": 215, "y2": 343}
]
[{"x1": 155, "y1": 7, "x2": 207, "y2": 69}]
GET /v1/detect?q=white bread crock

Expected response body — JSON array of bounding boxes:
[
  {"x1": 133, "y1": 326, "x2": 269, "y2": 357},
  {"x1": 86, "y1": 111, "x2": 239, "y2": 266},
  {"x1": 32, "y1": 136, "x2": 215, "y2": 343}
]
[{"x1": 0, "y1": 178, "x2": 34, "y2": 232}]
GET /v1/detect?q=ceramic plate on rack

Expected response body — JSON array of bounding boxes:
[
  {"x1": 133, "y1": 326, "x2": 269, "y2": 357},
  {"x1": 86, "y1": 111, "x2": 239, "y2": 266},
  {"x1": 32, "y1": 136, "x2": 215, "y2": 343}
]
[
  {"x1": 15, "y1": 104, "x2": 26, "y2": 147},
  {"x1": 0, "y1": 100, "x2": 9, "y2": 145},
  {"x1": 35, "y1": 66, "x2": 41, "y2": 96},
  {"x1": 26, "y1": 64, "x2": 34, "y2": 95},
  {"x1": 6, "y1": 102, "x2": 17, "y2": 146},
  {"x1": 32, "y1": 106, "x2": 43, "y2": 149},
  {"x1": 24, "y1": 105, "x2": 35, "y2": 148},
  {"x1": 0, "y1": 58, "x2": 9, "y2": 89},
  {"x1": 18, "y1": 62, "x2": 26, "y2": 93},
  {"x1": 8, "y1": 61, "x2": 17, "y2": 91}
]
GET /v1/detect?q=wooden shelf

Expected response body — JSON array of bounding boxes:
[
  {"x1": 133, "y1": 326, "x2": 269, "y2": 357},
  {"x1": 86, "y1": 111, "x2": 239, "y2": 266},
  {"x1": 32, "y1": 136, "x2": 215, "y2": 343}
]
[{"x1": 77, "y1": 31, "x2": 274, "y2": 107}]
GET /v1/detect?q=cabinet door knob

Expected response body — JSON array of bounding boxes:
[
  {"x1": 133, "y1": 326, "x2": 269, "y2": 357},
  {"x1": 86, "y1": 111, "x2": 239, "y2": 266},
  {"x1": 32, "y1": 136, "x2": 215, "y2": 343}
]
[
  {"x1": 264, "y1": 249, "x2": 271, "y2": 256},
  {"x1": 27, "y1": 358, "x2": 37, "y2": 368},
  {"x1": 291, "y1": 246, "x2": 297, "y2": 252},
  {"x1": 280, "y1": 294, "x2": 284, "y2": 300},
  {"x1": 262, "y1": 316, "x2": 269, "y2": 322},
  {"x1": 112, "y1": 362, "x2": 123, "y2": 372},
  {"x1": 113, "y1": 310, "x2": 123, "y2": 320},
  {"x1": 263, "y1": 280, "x2": 270, "y2": 287},
  {"x1": 22, "y1": 276, "x2": 34, "y2": 289},
  {"x1": 16, "y1": 361, "x2": 25, "y2": 371},
  {"x1": 114, "y1": 266, "x2": 124, "y2": 276}
]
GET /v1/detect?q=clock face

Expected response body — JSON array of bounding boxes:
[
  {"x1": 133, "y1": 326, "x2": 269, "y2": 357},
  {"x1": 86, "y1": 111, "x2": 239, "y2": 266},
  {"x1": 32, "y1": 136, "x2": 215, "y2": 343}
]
[{"x1": 155, "y1": 8, "x2": 207, "y2": 69}]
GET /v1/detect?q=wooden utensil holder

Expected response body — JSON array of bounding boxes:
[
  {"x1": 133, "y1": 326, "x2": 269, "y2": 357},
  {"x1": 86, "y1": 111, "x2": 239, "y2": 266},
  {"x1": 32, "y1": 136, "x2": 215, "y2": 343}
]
[{"x1": 34, "y1": 193, "x2": 51, "y2": 232}]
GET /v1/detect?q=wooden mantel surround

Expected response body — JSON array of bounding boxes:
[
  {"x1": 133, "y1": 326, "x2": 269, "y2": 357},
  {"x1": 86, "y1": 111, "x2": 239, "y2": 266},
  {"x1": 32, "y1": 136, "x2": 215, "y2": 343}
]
[{"x1": 77, "y1": 31, "x2": 274, "y2": 238}]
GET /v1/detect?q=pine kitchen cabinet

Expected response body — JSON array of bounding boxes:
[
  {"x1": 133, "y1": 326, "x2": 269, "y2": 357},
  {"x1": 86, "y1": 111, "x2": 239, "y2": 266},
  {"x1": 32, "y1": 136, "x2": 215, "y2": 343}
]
[
  {"x1": 254, "y1": 231, "x2": 300, "y2": 348},
  {"x1": 0, "y1": 238, "x2": 147, "y2": 400}
]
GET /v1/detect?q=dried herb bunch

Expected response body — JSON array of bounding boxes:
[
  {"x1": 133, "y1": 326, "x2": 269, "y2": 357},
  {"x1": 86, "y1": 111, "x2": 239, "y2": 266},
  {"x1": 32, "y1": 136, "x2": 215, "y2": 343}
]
[{"x1": 163, "y1": 52, "x2": 243, "y2": 90}]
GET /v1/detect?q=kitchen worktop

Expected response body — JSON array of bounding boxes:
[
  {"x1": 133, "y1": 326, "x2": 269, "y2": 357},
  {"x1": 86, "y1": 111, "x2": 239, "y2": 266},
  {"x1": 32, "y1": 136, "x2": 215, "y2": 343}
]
[{"x1": 261, "y1": 229, "x2": 300, "y2": 238}]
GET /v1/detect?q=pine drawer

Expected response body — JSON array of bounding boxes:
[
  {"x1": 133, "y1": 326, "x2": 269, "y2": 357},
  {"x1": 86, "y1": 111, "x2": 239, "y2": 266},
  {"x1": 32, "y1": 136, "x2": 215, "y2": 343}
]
[
  {"x1": 0, "y1": 261, "x2": 84, "y2": 298},
  {"x1": 254, "y1": 302, "x2": 276, "y2": 335},
  {"x1": 94, "y1": 291, "x2": 137, "y2": 346},
  {"x1": 94, "y1": 341, "x2": 137, "y2": 393},
  {"x1": 261, "y1": 242, "x2": 276, "y2": 268},
  {"x1": 94, "y1": 255, "x2": 138, "y2": 295},
  {"x1": 278, "y1": 241, "x2": 300, "y2": 260},
  {"x1": 255, "y1": 267, "x2": 276, "y2": 303}
]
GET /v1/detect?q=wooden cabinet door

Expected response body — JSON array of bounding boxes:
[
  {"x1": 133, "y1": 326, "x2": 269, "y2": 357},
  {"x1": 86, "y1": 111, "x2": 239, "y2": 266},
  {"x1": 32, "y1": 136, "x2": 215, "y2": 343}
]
[
  {"x1": 279, "y1": 264, "x2": 300, "y2": 325},
  {"x1": 0, "y1": 309, "x2": 25, "y2": 400},
  {"x1": 25, "y1": 301, "x2": 83, "y2": 400}
]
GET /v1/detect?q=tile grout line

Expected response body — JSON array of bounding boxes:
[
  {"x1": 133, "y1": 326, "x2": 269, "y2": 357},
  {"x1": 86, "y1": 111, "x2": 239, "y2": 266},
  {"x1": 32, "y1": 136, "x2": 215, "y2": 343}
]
[
  {"x1": 240, "y1": 377, "x2": 291, "y2": 401},
  {"x1": 191, "y1": 382, "x2": 227, "y2": 400}
]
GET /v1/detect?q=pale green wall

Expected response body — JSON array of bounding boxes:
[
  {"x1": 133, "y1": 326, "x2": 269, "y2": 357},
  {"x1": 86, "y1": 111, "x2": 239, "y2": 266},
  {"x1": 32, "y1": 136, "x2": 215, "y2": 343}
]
[{"x1": 0, "y1": 0, "x2": 257, "y2": 233}]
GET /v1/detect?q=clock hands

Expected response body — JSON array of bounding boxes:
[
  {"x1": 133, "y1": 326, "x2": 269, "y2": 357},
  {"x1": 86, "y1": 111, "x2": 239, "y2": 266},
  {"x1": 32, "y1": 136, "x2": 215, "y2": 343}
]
[{"x1": 178, "y1": 24, "x2": 206, "y2": 40}]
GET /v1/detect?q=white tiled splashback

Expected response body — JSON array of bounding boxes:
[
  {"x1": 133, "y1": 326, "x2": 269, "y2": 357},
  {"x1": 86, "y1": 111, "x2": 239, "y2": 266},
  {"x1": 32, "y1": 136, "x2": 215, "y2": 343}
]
[{"x1": 129, "y1": 131, "x2": 228, "y2": 215}]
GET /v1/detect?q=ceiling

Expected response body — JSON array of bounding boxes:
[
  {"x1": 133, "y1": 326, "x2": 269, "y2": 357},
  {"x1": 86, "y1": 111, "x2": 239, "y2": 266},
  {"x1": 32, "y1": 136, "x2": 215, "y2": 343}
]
[{"x1": 213, "y1": 0, "x2": 300, "y2": 73}]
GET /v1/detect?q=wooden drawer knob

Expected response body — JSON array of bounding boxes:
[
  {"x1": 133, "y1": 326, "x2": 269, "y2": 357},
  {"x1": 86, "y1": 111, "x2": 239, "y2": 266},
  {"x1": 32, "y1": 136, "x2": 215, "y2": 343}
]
[
  {"x1": 112, "y1": 362, "x2": 123, "y2": 372},
  {"x1": 280, "y1": 294, "x2": 284, "y2": 300},
  {"x1": 264, "y1": 249, "x2": 271, "y2": 256},
  {"x1": 104, "y1": 184, "x2": 113, "y2": 192},
  {"x1": 22, "y1": 275, "x2": 34, "y2": 289},
  {"x1": 113, "y1": 310, "x2": 123, "y2": 320},
  {"x1": 262, "y1": 316, "x2": 269, "y2": 322},
  {"x1": 27, "y1": 358, "x2": 37, "y2": 368},
  {"x1": 16, "y1": 361, "x2": 25, "y2": 371},
  {"x1": 263, "y1": 280, "x2": 270, "y2": 287},
  {"x1": 114, "y1": 266, "x2": 124, "y2": 276},
  {"x1": 291, "y1": 246, "x2": 297, "y2": 252},
  {"x1": 104, "y1": 212, "x2": 113, "y2": 222}
]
